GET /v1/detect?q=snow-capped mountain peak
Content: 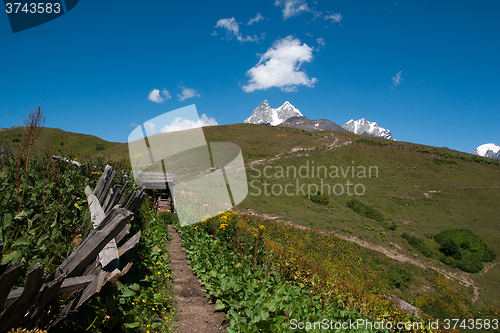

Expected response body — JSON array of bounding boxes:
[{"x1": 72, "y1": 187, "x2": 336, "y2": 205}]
[
  {"x1": 244, "y1": 101, "x2": 303, "y2": 126},
  {"x1": 473, "y1": 143, "x2": 500, "y2": 159},
  {"x1": 342, "y1": 118, "x2": 393, "y2": 140}
]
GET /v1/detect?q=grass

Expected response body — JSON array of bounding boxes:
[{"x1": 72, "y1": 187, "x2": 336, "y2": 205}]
[
  {"x1": 1, "y1": 127, "x2": 126, "y2": 162},
  {"x1": 209, "y1": 124, "x2": 500, "y2": 308},
  {"x1": 3, "y1": 122, "x2": 499, "y2": 309}
]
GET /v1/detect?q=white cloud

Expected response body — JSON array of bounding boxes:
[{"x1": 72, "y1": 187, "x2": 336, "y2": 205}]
[
  {"x1": 148, "y1": 88, "x2": 171, "y2": 103},
  {"x1": 178, "y1": 86, "x2": 200, "y2": 101},
  {"x1": 211, "y1": 31, "x2": 218, "y2": 36},
  {"x1": 160, "y1": 114, "x2": 218, "y2": 133},
  {"x1": 215, "y1": 17, "x2": 260, "y2": 43},
  {"x1": 392, "y1": 71, "x2": 403, "y2": 86},
  {"x1": 324, "y1": 13, "x2": 342, "y2": 23},
  {"x1": 275, "y1": 0, "x2": 310, "y2": 19},
  {"x1": 248, "y1": 13, "x2": 265, "y2": 25},
  {"x1": 242, "y1": 36, "x2": 317, "y2": 93},
  {"x1": 316, "y1": 37, "x2": 325, "y2": 46},
  {"x1": 275, "y1": 1, "x2": 343, "y2": 26}
]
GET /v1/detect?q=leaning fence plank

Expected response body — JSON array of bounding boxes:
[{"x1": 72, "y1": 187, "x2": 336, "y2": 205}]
[
  {"x1": 99, "y1": 239, "x2": 120, "y2": 272},
  {"x1": 108, "y1": 262, "x2": 133, "y2": 285},
  {"x1": 25, "y1": 273, "x2": 66, "y2": 328},
  {"x1": 54, "y1": 207, "x2": 132, "y2": 280},
  {"x1": 98, "y1": 170, "x2": 115, "y2": 205},
  {"x1": 93, "y1": 165, "x2": 112, "y2": 199},
  {"x1": 104, "y1": 185, "x2": 122, "y2": 214},
  {"x1": 48, "y1": 296, "x2": 78, "y2": 329},
  {"x1": 115, "y1": 224, "x2": 130, "y2": 245},
  {"x1": 86, "y1": 185, "x2": 120, "y2": 272},
  {"x1": 102, "y1": 188, "x2": 114, "y2": 214},
  {"x1": 3, "y1": 275, "x2": 96, "y2": 310},
  {"x1": 0, "y1": 263, "x2": 45, "y2": 332},
  {"x1": 118, "y1": 231, "x2": 141, "y2": 258},
  {"x1": 57, "y1": 275, "x2": 96, "y2": 294},
  {"x1": 128, "y1": 190, "x2": 145, "y2": 213},
  {"x1": 74, "y1": 269, "x2": 108, "y2": 310},
  {"x1": 117, "y1": 181, "x2": 129, "y2": 206},
  {"x1": 0, "y1": 262, "x2": 24, "y2": 310},
  {"x1": 123, "y1": 190, "x2": 137, "y2": 209},
  {"x1": 85, "y1": 186, "x2": 105, "y2": 228}
]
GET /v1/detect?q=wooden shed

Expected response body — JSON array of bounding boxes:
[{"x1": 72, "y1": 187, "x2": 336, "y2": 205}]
[{"x1": 138, "y1": 172, "x2": 175, "y2": 213}]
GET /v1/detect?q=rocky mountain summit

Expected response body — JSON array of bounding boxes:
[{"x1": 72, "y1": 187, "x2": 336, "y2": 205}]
[
  {"x1": 342, "y1": 118, "x2": 393, "y2": 140},
  {"x1": 244, "y1": 100, "x2": 302, "y2": 126},
  {"x1": 244, "y1": 101, "x2": 393, "y2": 139},
  {"x1": 473, "y1": 143, "x2": 500, "y2": 159}
]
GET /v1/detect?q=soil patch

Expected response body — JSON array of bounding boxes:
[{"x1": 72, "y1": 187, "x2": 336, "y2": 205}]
[{"x1": 167, "y1": 225, "x2": 226, "y2": 333}]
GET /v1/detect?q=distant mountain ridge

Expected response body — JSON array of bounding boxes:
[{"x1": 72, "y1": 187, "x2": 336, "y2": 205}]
[
  {"x1": 473, "y1": 143, "x2": 500, "y2": 159},
  {"x1": 280, "y1": 116, "x2": 346, "y2": 132},
  {"x1": 342, "y1": 118, "x2": 393, "y2": 140},
  {"x1": 244, "y1": 100, "x2": 303, "y2": 126},
  {"x1": 244, "y1": 100, "x2": 393, "y2": 139}
]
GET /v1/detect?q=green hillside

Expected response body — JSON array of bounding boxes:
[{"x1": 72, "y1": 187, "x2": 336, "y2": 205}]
[
  {"x1": 3, "y1": 123, "x2": 499, "y2": 312},
  {"x1": 201, "y1": 124, "x2": 500, "y2": 311},
  {"x1": 1, "y1": 126, "x2": 126, "y2": 161}
]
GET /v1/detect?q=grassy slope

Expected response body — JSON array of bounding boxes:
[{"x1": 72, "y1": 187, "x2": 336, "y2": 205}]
[
  {"x1": 201, "y1": 124, "x2": 500, "y2": 308},
  {"x1": 4, "y1": 123, "x2": 499, "y2": 307},
  {"x1": 1, "y1": 127, "x2": 126, "y2": 161}
]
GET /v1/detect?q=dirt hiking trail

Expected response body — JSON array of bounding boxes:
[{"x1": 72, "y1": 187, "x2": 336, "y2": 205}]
[{"x1": 167, "y1": 225, "x2": 226, "y2": 333}]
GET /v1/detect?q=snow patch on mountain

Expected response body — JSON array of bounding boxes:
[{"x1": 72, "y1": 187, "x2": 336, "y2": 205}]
[
  {"x1": 342, "y1": 118, "x2": 393, "y2": 140},
  {"x1": 473, "y1": 143, "x2": 500, "y2": 159},
  {"x1": 244, "y1": 100, "x2": 303, "y2": 126}
]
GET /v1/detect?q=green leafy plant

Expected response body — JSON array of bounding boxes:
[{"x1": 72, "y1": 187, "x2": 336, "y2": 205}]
[
  {"x1": 346, "y1": 198, "x2": 385, "y2": 223},
  {"x1": 306, "y1": 190, "x2": 329, "y2": 205},
  {"x1": 54, "y1": 203, "x2": 175, "y2": 333},
  {"x1": 434, "y1": 229, "x2": 496, "y2": 273}
]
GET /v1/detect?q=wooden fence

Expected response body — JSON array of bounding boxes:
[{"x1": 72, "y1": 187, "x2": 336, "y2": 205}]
[{"x1": 0, "y1": 165, "x2": 145, "y2": 332}]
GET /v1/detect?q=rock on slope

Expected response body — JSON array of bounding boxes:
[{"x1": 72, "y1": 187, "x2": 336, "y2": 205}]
[{"x1": 280, "y1": 116, "x2": 346, "y2": 132}]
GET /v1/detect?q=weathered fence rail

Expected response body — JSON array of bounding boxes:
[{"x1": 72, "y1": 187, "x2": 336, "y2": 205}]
[{"x1": 0, "y1": 165, "x2": 145, "y2": 332}]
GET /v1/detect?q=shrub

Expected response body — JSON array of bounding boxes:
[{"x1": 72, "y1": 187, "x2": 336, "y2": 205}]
[
  {"x1": 388, "y1": 264, "x2": 413, "y2": 290},
  {"x1": 434, "y1": 229, "x2": 496, "y2": 273},
  {"x1": 306, "y1": 190, "x2": 329, "y2": 205},
  {"x1": 355, "y1": 138, "x2": 388, "y2": 146},
  {"x1": 432, "y1": 158, "x2": 457, "y2": 165},
  {"x1": 346, "y1": 198, "x2": 384, "y2": 222},
  {"x1": 95, "y1": 142, "x2": 105, "y2": 151}
]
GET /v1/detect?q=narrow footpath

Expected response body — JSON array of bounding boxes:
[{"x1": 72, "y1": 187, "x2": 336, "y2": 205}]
[{"x1": 167, "y1": 225, "x2": 226, "y2": 333}]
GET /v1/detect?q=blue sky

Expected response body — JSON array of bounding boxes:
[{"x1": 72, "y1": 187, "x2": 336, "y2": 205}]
[{"x1": 1, "y1": 0, "x2": 499, "y2": 154}]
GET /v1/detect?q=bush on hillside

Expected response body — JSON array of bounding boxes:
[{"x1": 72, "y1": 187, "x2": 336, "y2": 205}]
[
  {"x1": 346, "y1": 198, "x2": 385, "y2": 222},
  {"x1": 306, "y1": 190, "x2": 329, "y2": 205},
  {"x1": 388, "y1": 264, "x2": 413, "y2": 290},
  {"x1": 355, "y1": 138, "x2": 388, "y2": 146},
  {"x1": 432, "y1": 158, "x2": 457, "y2": 165},
  {"x1": 434, "y1": 229, "x2": 496, "y2": 273}
]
